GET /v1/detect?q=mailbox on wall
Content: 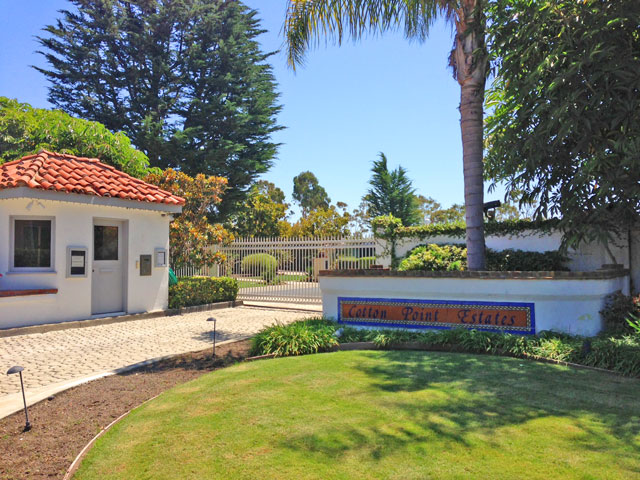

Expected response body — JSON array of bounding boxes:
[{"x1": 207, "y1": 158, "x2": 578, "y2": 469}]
[
  {"x1": 66, "y1": 247, "x2": 88, "y2": 277},
  {"x1": 155, "y1": 248, "x2": 167, "y2": 268},
  {"x1": 140, "y1": 254, "x2": 152, "y2": 276}
]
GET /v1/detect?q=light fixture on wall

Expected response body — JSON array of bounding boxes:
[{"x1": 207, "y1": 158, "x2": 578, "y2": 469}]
[
  {"x1": 7, "y1": 366, "x2": 31, "y2": 431},
  {"x1": 483, "y1": 200, "x2": 502, "y2": 221}
]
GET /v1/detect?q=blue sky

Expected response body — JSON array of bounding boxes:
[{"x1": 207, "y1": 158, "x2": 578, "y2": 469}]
[{"x1": 0, "y1": 0, "x2": 502, "y2": 217}]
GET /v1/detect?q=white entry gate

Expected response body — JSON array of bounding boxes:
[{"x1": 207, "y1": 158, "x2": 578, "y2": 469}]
[{"x1": 212, "y1": 236, "x2": 378, "y2": 304}]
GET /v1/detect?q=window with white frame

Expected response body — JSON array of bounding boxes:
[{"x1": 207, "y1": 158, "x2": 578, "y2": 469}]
[{"x1": 11, "y1": 218, "x2": 54, "y2": 270}]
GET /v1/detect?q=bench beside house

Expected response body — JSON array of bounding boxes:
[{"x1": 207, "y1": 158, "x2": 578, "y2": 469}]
[{"x1": 0, "y1": 150, "x2": 184, "y2": 329}]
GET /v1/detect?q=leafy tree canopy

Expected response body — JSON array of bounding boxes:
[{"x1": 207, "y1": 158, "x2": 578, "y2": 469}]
[
  {"x1": 292, "y1": 171, "x2": 331, "y2": 216},
  {"x1": 37, "y1": 0, "x2": 282, "y2": 220},
  {"x1": 232, "y1": 181, "x2": 290, "y2": 238},
  {"x1": 0, "y1": 97, "x2": 150, "y2": 177},
  {"x1": 290, "y1": 204, "x2": 351, "y2": 237},
  {"x1": 486, "y1": 0, "x2": 640, "y2": 249},
  {"x1": 145, "y1": 169, "x2": 231, "y2": 270},
  {"x1": 363, "y1": 152, "x2": 421, "y2": 226}
]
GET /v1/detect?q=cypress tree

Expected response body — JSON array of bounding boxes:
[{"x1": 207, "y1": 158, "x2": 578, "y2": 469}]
[{"x1": 36, "y1": 0, "x2": 282, "y2": 219}]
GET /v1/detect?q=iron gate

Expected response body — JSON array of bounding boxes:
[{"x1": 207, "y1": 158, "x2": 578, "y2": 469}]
[{"x1": 213, "y1": 236, "x2": 378, "y2": 304}]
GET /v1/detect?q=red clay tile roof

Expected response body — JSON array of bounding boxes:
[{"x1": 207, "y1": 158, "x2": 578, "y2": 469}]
[{"x1": 0, "y1": 150, "x2": 185, "y2": 206}]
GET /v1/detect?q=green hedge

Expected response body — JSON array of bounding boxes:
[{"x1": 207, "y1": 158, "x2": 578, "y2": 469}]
[
  {"x1": 168, "y1": 276, "x2": 238, "y2": 309},
  {"x1": 398, "y1": 243, "x2": 568, "y2": 272},
  {"x1": 242, "y1": 253, "x2": 277, "y2": 283}
]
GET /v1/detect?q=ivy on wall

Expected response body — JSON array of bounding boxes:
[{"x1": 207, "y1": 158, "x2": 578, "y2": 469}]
[{"x1": 371, "y1": 215, "x2": 561, "y2": 268}]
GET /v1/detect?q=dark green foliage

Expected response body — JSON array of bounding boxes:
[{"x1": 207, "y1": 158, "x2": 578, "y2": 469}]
[
  {"x1": 0, "y1": 97, "x2": 151, "y2": 177},
  {"x1": 36, "y1": 0, "x2": 282, "y2": 219},
  {"x1": 335, "y1": 326, "x2": 640, "y2": 377},
  {"x1": 292, "y1": 171, "x2": 330, "y2": 216},
  {"x1": 168, "y1": 276, "x2": 238, "y2": 309},
  {"x1": 485, "y1": 248, "x2": 568, "y2": 272},
  {"x1": 486, "y1": 0, "x2": 640, "y2": 249},
  {"x1": 241, "y1": 253, "x2": 277, "y2": 283},
  {"x1": 364, "y1": 153, "x2": 420, "y2": 226},
  {"x1": 600, "y1": 292, "x2": 640, "y2": 334},
  {"x1": 398, "y1": 244, "x2": 567, "y2": 272},
  {"x1": 250, "y1": 319, "x2": 338, "y2": 357}
]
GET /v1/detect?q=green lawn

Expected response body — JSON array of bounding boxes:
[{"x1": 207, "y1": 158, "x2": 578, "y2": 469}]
[{"x1": 75, "y1": 351, "x2": 640, "y2": 480}]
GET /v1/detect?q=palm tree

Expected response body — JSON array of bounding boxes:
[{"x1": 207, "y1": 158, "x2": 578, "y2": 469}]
[{"x1": 284, "y1": 0, "x2": 488, "y2": 269}]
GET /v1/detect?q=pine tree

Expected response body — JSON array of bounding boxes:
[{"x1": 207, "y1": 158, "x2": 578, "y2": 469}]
[
  {"x1": 364, "y1": 153, "x2": 420, "y2": 226},
  {"x1": 36, "y1": 0, "x2": 282, "y2": 219}
]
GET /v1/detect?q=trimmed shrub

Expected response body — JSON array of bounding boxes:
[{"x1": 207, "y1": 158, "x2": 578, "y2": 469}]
[
  {"x1": 398, "y1": 243, "x2": 567, "y2": 272},
  {"x1": 251, "y1": 319, "x2": 338, "y2": 357},
  {"x1": 486, "y1": 248, "x2": 568, "y2": 271},
  {"x1": 242, "y1": 253, "x2": 277, "y2": 283},
  {"x1": 169, "y1": 276, "x2": 238, "y2": 309},
  {"x1": 398, "y1": 244, "x2": 466, "y2": 272},
  {"x1": 601, "y1": 292, "x2": 640, "y2": 334}
]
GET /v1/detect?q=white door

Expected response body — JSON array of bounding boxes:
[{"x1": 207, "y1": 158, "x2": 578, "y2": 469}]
[{"x1": 91, "y1": 220, "x2": 125, "y2": 315}]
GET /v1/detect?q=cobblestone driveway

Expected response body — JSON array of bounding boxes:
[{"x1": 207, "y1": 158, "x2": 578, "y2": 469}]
[{"x1": 0, "y1": 307, "x2": 309, "y2": 398}]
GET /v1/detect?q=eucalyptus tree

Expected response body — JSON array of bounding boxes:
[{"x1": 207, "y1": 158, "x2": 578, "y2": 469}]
[{"x1": 284, "y1": 0, "x2": 489, "y2": 269}]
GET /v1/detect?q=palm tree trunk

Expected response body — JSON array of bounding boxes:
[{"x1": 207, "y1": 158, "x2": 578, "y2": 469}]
[
  {"x1": 454, "y1": 0, "x2": 487, "y2": 270},
  {"x1": 460, "y1": 82, "x2": 486, "y2": 270}
]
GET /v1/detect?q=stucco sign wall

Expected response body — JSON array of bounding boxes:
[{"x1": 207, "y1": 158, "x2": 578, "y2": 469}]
[{"x1": 338, "y1": 297, "x2": 535, "y2": 334}]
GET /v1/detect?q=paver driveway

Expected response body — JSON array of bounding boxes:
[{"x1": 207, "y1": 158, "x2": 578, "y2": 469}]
[{"x1": 0, "y1": 306, "x2": 311, "y2": 417}]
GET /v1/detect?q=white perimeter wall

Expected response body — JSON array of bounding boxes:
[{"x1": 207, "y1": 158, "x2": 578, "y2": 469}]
[
  {"x1": 375, "y1": 226, "x2": 640, "y2": 293},
  {"x1": 320, "y1": 274, "x2": 629, "y2": 337},
  {"x1": 0, "y1": 197, "x2": 171, "y2": 329}
]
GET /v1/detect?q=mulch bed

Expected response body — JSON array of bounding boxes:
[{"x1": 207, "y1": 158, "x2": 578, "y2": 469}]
[{"x1": 0, "y1": 339, "x2": 251, "y2": 480}]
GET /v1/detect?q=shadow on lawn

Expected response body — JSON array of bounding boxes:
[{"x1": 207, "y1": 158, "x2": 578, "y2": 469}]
[
  {"x1": 282, "y1": 350, "x2": 640, "y2": 462},
  {"x1": 118, "y1": 341, "x2": 248, "y2": 376}
]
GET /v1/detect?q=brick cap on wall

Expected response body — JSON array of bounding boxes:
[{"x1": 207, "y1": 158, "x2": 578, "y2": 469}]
[{"x1": 319, "y1": 269, "x2": 630, "y2": 280}]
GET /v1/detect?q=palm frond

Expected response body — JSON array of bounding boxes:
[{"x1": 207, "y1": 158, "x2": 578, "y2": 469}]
[{"x1": 284, "y1": 0, "x2": 456, "y2": 69}]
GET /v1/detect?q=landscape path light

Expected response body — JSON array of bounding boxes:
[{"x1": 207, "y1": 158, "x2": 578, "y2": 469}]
[
  {"x1": 207, "y1": 317, "x2": 217, "y2": 358},
  {"x1": 7, "y1": 365, "x2": 31, "y2": 431}
]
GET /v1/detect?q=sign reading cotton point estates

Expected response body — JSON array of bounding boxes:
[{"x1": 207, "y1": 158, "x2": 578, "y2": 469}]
[{"x1": 338, "y1": 297, "x2": 535, "y2": 334}]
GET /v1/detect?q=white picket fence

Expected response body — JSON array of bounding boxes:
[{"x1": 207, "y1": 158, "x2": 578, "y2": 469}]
[{"x1": 174, "y1": 236, "x2": 378, "y2": 304}]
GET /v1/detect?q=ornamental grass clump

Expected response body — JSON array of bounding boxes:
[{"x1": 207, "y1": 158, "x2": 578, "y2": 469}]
[{"x1": 251, "y1": 319, "x2": 338, "y2": 357}]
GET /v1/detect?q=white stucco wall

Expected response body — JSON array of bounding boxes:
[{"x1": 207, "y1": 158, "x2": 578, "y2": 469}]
[
  {"x1": 320, "y1": 273, "x2": 629, "y2": 337},
  {"x1": 0, "y1": 196, "x2": 171, "y2": 329}
]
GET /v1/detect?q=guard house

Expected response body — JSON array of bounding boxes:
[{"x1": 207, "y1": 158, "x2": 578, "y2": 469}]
[{"x1": 0, "y1": 150, "x2": 184, "y2": 329}]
